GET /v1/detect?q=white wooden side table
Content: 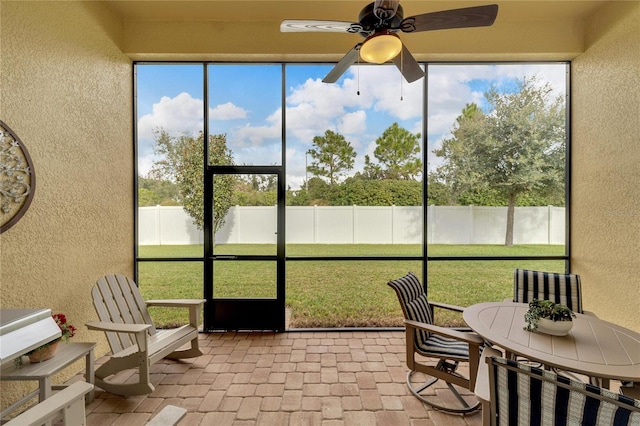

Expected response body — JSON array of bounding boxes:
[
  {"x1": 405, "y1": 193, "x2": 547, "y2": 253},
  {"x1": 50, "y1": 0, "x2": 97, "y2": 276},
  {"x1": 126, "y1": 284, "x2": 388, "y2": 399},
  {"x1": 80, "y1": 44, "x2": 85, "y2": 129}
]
[{"x1": 0, "y1": 342, "x2": 96, "y2": 421}]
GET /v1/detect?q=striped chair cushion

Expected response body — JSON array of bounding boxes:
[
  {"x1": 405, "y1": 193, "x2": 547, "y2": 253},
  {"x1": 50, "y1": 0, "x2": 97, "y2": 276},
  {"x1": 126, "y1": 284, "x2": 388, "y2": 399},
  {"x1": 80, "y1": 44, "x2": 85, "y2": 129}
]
[
  {"x1": 420, "y1": 334, "x2": 471, "y2": 358},
  {"x1": 490, "y1": 357, "x2": 640, "y2": 426},
  {"x1": 388, "y1": 272, "x2": 470, "y2": 359},
  {"x1": 514, "y1": 269, "x2": 583, "y2": 313}
]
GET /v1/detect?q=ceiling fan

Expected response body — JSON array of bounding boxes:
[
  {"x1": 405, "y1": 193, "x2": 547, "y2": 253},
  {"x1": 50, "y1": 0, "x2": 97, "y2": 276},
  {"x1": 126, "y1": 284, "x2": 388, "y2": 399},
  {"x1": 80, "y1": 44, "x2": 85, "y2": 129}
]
[{"x1": 281, "y1": 0, "x2": 498, "y2": 84}]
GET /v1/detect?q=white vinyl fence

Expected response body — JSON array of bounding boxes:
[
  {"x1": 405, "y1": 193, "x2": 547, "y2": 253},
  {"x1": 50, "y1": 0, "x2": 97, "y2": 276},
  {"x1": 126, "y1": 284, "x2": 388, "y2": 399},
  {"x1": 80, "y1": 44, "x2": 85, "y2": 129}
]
[{"x1": 138, "y1": 205, "x2": 565, "y2": 245}]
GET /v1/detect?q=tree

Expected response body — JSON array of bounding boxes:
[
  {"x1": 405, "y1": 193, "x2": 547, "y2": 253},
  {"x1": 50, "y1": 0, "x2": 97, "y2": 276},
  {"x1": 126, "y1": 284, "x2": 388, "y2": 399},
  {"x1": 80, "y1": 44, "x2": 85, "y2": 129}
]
[
  {"x1": 307, "y1": 130, "x2": 356, "y2": 186},
  {"x1": 433, "y1": 103, "x2": 486, "y2": 204},
  {"x1": 138, "y1": 176, "x2": 180, "y2": 206},
  {"x1": 302, "y1": 176, "x2": 421, "y2": 207},
  {"x1": 150, "y1": 129, "x2": 235, "y2": 233},
  {"x1": 373, "y1": 123, "x2": 422, "y2": 180},
  {"x1": 138, "y1": 187, "x2": 160, "y2": 207},
  {"x1": 434, "y1": 77, "x2": 565, "y2": 246},
  {"x1": 426, "y1": 173, "x2": 450, "y2": 206},
  {"x1": 233, "y1": 175, "x2": 277, "y2": 206},
  {"x1": 358, "y1": 155, "x2": 384, "y2": 180}
]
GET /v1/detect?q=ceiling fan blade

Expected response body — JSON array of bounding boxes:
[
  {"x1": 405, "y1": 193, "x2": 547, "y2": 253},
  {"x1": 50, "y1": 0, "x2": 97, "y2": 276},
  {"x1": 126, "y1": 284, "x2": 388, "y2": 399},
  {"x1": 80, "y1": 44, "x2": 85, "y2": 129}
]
[
  {"x1": 400, "y1": 4, "x2": 498, "y2": 33},
  {"x1": 281, "y1": 20, "x2": 361, "y2": 33},
  {"x1": 373, "y1": 0, "x2": 400, "y2": 20},
  {"x1": 322, "y1": 44, "x2": 361, "y2": 83},
  {"x1": 390, "y1": 45, "x2": 425, "y2": 83}
]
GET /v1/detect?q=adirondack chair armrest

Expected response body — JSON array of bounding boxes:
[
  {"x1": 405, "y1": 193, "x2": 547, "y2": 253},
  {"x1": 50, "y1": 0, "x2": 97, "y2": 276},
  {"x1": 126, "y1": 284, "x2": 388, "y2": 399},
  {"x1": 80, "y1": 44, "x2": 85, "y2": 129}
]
[
  {"x1": 86, "y1": 322, "x2": 151, "y2": 352},
  {"x1": 145, "y1": 299, "x2": 205, "y2": 328},
  {"x1": 86, "y1": 321, "x2": 152, "y2": 334},
  {"x1": 4, "y1": 382, "x2": 94, "y2": 426},
  {"x1": 145, "y1": 299, "x2": 205, "y2": 308}
]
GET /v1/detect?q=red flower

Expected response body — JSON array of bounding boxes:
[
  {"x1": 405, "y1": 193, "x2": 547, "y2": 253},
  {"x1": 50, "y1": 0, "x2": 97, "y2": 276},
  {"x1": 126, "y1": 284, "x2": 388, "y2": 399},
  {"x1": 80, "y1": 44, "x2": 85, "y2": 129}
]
[{"x1": 52, "y1": 313, "x2": 76, "y2": 340}]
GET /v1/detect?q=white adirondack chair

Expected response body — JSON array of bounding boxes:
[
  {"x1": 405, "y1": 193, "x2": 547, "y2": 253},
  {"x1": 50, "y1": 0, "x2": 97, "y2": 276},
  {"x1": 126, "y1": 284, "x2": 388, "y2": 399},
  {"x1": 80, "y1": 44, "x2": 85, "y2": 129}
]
[
  {"x1": 86, "y1": 274, "x2": 205, "y2": 396},
  {"x1": 5, "y1": 382, "x2": 186, "y2": 426},
  {"x1": 5, "y1": 382, "x2": 93, "y2": 426}
]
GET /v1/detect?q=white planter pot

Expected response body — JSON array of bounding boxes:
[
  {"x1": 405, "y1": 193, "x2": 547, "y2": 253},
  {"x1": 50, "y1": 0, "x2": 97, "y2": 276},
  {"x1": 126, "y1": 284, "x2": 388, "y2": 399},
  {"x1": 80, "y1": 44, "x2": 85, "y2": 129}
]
[{"x1": 536, "y1": 317, "x2": 573, "y2": 336}]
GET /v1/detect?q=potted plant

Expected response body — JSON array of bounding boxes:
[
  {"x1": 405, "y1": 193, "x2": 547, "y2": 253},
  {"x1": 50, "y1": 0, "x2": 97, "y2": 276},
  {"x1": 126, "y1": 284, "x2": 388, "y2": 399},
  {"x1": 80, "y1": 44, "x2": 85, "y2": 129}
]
[
  {"x1": 21, "y1": 313, "x2": 77, "y2": 365},
  {"x1": 523, "y1": 299, "x2": 576, "y2": 336}
]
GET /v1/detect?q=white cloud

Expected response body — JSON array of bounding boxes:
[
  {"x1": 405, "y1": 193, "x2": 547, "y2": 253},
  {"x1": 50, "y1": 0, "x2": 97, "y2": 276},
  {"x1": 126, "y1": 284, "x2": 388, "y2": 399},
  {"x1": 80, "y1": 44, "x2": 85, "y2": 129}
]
[
  {"x1": 227, "y1": 107, "x2": 281, "y2": 151},
  {"x1": 338, "y1": 110, "x2": 367, "y2": 135},
  {"x1": 410, "y1": 120, "x2": 423, "y2": 137},
  {"x1": 350, "y1": 65, "x2": 424, "y2": 120},
  {"x1": 137, "y1": 152, "x2": 157, "y2": 177},
  {"x1": 211, "y1": 102, "x2": 248, "y2": 120},
  {"x1": 363, "y1": 139, "x2": 378, "y2": 160},
  {"x1": 286, "y1": 148, "x2": 307, "y2": 189},
  {"x1": 491, "y1": 64, "x2": 567, "y2": 96},
  {"x1": 233, "y1": 122, "x2": 281, "y2": 147},
  {"x1": 283, "y1": 65, "x2": 424, "y2": 145},
  {"x1": 285, "y1": 77, "x2": 360, "y2": 142},
  {"x1": 137, "y1": 92, "x2": 203, "y2": 140},
  {"x1": 232, "y1": 143, "x2": 282, "y2": 166},
  {"x1": 138, "y1": 93, "x2": 249, "y2": 142}
]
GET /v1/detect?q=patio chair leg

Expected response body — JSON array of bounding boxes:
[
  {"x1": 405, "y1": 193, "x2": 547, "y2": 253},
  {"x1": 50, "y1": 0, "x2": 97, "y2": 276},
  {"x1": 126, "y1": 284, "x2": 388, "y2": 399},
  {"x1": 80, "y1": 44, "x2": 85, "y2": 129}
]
[
  {"x1": 414, "y1": 376, "x2": 438, "y2": 393},
  {"x1": 407, "y1": 370, "x2": 481, "y2": 415},
  {"x1": 446, "y1": 381, "x2": 474, "y2": 408}
]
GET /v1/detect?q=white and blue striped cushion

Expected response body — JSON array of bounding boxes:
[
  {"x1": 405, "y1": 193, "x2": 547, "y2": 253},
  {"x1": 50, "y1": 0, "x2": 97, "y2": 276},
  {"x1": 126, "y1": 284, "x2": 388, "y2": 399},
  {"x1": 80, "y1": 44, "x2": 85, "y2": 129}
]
[
  {"x1": 514, "y1": 269, "x2": 583, "y2": 313},
  {"x1": 420, "y1": 334, "x2": 471, "y2": 358},
  {"x1": 388, "y1": 272, "x2": 470, "y2": 359},
  {"x1": 491, "y1": 357, "x2": 640, "y2": 426}
]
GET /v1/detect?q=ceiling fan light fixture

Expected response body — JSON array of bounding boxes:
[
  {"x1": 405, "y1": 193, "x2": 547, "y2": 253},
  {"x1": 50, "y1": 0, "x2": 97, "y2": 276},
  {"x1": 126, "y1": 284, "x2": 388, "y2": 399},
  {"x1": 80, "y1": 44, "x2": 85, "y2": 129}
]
[{"x1": 359, "y1": 31, "x2": 402, "y2": 64}]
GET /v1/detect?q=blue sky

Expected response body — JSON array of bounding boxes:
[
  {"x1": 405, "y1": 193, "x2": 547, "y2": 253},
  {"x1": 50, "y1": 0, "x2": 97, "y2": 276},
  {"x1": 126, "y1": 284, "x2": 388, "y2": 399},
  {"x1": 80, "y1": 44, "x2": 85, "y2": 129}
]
[{"x1": 137, "y1": 62, "x2": 566, "y2": 189}]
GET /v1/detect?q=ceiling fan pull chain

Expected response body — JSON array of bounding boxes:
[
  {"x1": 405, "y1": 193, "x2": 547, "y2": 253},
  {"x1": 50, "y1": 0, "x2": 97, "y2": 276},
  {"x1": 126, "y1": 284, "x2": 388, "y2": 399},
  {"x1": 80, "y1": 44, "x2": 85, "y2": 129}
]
[
  {"x1": 357, "y1": 57, "x2": 361, "y2": 96},
  {"x1": 400, "y1": 49, "x2": 403, "y2": 101}
]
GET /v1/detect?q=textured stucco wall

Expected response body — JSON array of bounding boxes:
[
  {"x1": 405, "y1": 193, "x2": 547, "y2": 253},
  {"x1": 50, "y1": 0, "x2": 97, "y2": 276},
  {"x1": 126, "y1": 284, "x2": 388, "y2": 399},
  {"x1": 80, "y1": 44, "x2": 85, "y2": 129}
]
[
  {"x1": 572, "y1": 2, "x2": 640, "y2": 331},
  {"x1": 0, "y1": 1, "x2": 132, "y2": 407}
]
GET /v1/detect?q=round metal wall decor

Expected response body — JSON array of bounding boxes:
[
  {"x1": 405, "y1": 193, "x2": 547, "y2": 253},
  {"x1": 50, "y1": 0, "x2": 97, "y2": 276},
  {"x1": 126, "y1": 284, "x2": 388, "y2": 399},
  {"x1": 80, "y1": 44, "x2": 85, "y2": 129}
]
[{"x1": 1, "y1": 120, "x2": 36, "y2": 233}]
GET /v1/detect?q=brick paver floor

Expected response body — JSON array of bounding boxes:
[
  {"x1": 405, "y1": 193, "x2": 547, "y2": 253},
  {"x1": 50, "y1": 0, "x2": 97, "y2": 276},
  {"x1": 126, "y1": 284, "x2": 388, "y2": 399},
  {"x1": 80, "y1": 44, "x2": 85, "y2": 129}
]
[{"x1": 80, "y1": 331, "x2": 484, "y2": 426}]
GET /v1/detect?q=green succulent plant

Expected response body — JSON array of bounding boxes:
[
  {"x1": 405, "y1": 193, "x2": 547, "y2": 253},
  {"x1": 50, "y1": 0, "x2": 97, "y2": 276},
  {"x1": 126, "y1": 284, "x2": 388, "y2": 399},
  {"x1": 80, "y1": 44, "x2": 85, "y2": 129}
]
[{"x1": 524, "y1": 299, "x2": 576, "y2": 332}]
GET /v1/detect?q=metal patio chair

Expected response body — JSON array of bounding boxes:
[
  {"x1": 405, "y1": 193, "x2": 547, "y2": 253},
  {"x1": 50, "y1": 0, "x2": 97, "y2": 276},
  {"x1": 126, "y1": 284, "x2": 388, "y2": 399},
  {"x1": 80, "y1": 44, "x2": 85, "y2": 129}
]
[
  {"x1": 513, "y1": 268, "x2": 585, "y2": 313},
  {"x1": 388, "y1": 272, "x2": 483, "y2": 414},
  {"x1": 481, "y1": 355, "x2": 640, "y2": 425}
]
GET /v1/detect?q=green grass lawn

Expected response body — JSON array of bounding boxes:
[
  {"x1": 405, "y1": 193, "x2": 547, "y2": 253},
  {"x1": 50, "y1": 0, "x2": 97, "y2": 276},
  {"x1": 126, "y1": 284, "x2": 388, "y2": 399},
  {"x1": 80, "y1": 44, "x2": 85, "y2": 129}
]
[{"x1": 138, "y1": 244, "x2": 566, "y2": 329}]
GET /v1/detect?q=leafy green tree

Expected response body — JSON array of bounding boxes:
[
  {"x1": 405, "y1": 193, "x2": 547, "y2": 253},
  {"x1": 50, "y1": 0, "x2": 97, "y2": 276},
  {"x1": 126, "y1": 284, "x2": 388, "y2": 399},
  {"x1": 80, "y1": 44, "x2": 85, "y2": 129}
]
[
  {"x1": 358, "y1": 155, "x2": 384, "y2": 180},
  {"x1": 138, "y1": 176, "x2": 180, "y2": 206},
  {"x1": 433, "y1": 103, "x2": 486, "y2": 203},
  {"x1": 332, "y1": 179, "x2": 394, "y2": 206},
  {"x1": 307, "y1": 130, "x2": 356, "y2": 186},
  {"x1": 233, "y1": 175, "x2": 277, "y2": 206},
  {"x1": 150, "y1": 129, "x2": 234, "y2": 233},
  {"x1": 384, "y1": 180, "x2": 422, "y2": 206},
  {"x1": 426, "y1": 173, "x2": 451, "y2": 205},
  {"x1": 326, "y1": 178, "x2": 421, "y2": 206},
  {"x1": 286, "y1": 186, "x2": 310, "y2": 206},
  {"x1": 306, "y1": 177, "x2": 331, "y2": 205},
  {"x1": 138, "y1": 187, "x2": 160, "y2": 207},
  {"x1": 373, "y1": 123, "x2": 422, "y2": 180},
  {"x1": 434, "y1": 77, "x2": 565, "y2": 246},
  {"x1": 284, "y1": 177, "x2": 330, "y2": 206}
]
